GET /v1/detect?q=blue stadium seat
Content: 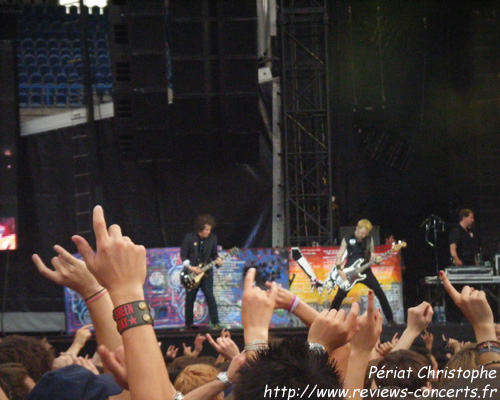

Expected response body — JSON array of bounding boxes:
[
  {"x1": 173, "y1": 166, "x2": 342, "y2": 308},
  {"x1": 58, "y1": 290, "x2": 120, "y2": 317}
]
[
  {"x1": 97, "y1": 54, "x2": 108, "y2": 66},
  {"x1": 29, "y1": 93, "x2": 43, "y2": 107},
  {"x1": 68, "y1": 72, "x2": 80, "y2": 83},
  {"x1": 34, "y1": 38, "x2": 47, "y2": 49},
  {"x1": 18, "y1": 72, "x2": 29, "y2": 85},
  {"x1": 55, "y1": 92, "x2": 67, "y2": 107},
  {"x1": 48, "y1": 54, "x2": 60, "y2": 65},
  {"x1": 51, "y1": 64, "x2": 63, "y2": 75},
  {"x1": 36, "y1": 54, "x2": 48, "y2": 65},
  {"x1": 19, "y1": 91, "x2": 29, "y2": 108},
  {"x1": 63, "y1": 64, "x2": 75, "y2": 75},
  {"x1": 56, "y1": 73, "x2": 67, "y2": 84},
  {"x1": 60, "y1": 47, "x2": 72, "y2": 57},
  {"x1": 60, "y1": 54, "x2": 71, "y2": 65},
  {"x1": 39, "y1": 64, "x2": 50, "y2": 75},
  {"x1": 30, "y1": 72, "x2": 42, "y2": 84},
  {"x1": 21, "y1": 37, "x2": 34, "y2": 50},
  {"x1": 98, "y1": 64, "x2": 110, "y2": 76},
  {"x1": 44, "y1": 73, "x2": 56, "y2": 84},
  {"x1": 96, "y1": 39, "x2": 107, "y2": 49},
  {"x1": 23, "y1": 53, "x2": 36, "y2": 65},
  {"x1": 68, "y1": 83, "x2": 83, "y2": 107},
  {"x1": 26, "y1": 64, "x2": 38, "y2": 75}
]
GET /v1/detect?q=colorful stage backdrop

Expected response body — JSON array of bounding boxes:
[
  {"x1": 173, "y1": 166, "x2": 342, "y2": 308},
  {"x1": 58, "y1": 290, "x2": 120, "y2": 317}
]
[{"x1": 64, "y1": 245, "x2": 403, "y2": 333}]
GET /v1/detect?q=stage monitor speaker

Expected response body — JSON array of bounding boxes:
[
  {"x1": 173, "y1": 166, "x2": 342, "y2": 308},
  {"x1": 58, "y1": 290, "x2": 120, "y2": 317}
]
[
  {"x1": 339, "y1": 225, "x2": 380, "y2": 246},
  {"x1": 108, "y1": 0, "x2": 169, "y2": 160}
]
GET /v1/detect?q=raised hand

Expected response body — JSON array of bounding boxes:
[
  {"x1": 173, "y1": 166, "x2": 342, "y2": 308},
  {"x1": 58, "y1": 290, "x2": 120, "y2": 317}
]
[
  {"x1": 32, "y1": 245, "x2": 102, "y2": 299},
  {"x1": 99, "y1": 345, "x2": 129, "y2": 390},
  {"x1": 72, "y1": 206, "x2": 147, "y2": 305},
  {"x1": 440, "y1": 271, "x2": 494, "y2": 334},
  {"x1": 350, "y1": 291, "x2": 383, "y2": 355},
  {"x1": 420, "y1": 330, "x2": 434, "y2": 351},
  {"x1": 206, "y1": 332, "x2": 240, "y2": 361},
  {"x1": 307, "y1": 304, "x2": 359, "y2": 353},
  {"x1": 165, "y1": 345, "x2": 178, "y2": 360},
  {"x1": 193, "y1": 333, "x2": 206, "y2": 356},
  {"x1": 242, "y1": 268, "x2": 278, "y2": 343}
]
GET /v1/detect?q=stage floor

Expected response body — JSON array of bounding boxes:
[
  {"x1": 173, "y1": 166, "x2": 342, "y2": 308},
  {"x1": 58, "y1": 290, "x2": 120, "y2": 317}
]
[{"x1": 44, "y1": 322, "x2": 476, "y2": 361}]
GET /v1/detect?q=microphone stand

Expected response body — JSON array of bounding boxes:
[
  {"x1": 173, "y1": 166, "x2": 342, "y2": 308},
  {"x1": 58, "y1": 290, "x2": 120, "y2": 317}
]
[{"x1": 423, "y1": 215, "x2": 446, "y2": 323}]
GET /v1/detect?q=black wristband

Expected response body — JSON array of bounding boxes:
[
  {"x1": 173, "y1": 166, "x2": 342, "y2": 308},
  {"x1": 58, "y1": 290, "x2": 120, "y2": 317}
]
[{"x1": 113, "y1": 301, "x2": 154, "y2": 334}]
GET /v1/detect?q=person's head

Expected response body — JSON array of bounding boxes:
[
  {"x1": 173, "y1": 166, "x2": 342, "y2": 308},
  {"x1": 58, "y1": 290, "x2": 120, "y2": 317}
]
[
  {"x1": 440, "y1": 344, "x2": 479, "y2": 385},
  {"x1": 0, "y1": 363, "x2": 34, "y2": 400},
  {"x1": 375, "y1": 350, "x2": 429, "y2": 392},
  {"x1": 355, "y1": 219, "x2": 373, "y2": 240},
  {"x1": 174, "y1": 364, "x2": 222, "y2": 400},
  {"x1": 0, "y1": 335, "x2": 55, "y2": 382},
  {"x1": 384, "y1": 233, "x2": 395, "y2": 245},
  {"x1": 194, "y1": 214, "x2": 216, "y2": 238},
  {"x1": 233, "y1": 338, "x2": 342, "y2": 400},
  {"x1": 458, "y1": 209, "x2": 474, "y2": 228},
  {"x1": 27, "y1": 364, "x2": 123, "y2": 400}
]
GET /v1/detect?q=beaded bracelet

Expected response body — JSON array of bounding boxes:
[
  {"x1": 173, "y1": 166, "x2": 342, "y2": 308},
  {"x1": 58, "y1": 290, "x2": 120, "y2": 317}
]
[
  {"x1": 112, "y1": 300, "x2": 154, "y2": 334},
  {"x1": 476, "y1": 341, "x2": 500, "y2": 351},
  {"x1": 482, "y1": 360, "x2": 500, "y2": 368},
  {"x1": 478, "y1": 347, "x2": 500, "y2": 355}
]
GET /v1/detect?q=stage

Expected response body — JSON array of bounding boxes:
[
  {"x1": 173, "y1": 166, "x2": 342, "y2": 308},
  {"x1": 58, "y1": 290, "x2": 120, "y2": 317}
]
[{"x1": 44, "y1": 322, "x2": 476, "y2": 363}]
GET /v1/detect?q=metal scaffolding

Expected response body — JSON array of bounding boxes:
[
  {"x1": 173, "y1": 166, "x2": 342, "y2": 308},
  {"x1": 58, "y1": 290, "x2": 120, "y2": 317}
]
[{"x1": 278, "y1": 0, "x2": 333, "y2": 246}]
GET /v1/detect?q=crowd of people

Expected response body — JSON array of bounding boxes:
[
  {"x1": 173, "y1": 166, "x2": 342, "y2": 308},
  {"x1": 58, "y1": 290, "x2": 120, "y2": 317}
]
[{"x1": 0, "y1": 205, "x2": 498, "y2": 400}]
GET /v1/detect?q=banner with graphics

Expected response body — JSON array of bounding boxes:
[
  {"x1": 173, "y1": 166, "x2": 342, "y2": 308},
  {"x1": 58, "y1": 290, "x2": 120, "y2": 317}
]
[
  {"x1": 288, "y1": 245, "x2": 404, "y2": 326},
  {"x1": 64, "y1": 247, "x2": 289, "y2": 333}
]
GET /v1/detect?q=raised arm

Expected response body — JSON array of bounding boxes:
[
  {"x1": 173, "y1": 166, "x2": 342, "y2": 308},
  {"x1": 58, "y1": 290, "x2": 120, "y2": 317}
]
[
  {"x1": 392, "y1": 301, "x2": 433, "y2": 352},
  {"x1": 265, "y1": 282, "x2": 319, "y2": 327},
  {"x1": 78, "y1": 206, "x2": 175, "y2": 400},
  {"x1": 241, "y1": 268, "x2": 277, "y2": 356},
  {"x1": 32, "y1": 245, "x2": 122, "y2": 352},
  {"x1": 344, "y1": 291, "x2": 383, "y2": 400},
  {"x1": 440, "y1": 270, "x2": 500, "y2": 366}
]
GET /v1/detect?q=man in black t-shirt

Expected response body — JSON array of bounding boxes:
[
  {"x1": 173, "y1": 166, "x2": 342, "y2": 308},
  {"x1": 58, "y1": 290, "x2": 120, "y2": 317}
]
[
  {"x1": 329, "y1": 219, "x2": 395, "y2": 324},
  {"x1": 449, "y1": 209, "x2": 477, "y2": 266}
]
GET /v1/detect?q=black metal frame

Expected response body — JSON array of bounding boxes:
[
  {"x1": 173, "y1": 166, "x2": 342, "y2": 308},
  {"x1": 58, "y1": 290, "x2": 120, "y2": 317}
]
[{"x1": 278, "y1": 0, "x2": 333, "y2": 246}]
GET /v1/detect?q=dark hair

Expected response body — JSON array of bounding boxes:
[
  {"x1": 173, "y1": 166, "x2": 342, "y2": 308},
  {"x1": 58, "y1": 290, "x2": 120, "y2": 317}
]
[
  {"x1": 458, "y1": 209, "x2": 473, "y2": 221},
  {"x1": 0, "y1": 335, "x2": 54, "y2": 382},
  {"x1": 233, "y1": 338, "x2": 342, "y2": 400},
  {"x1": 0, "y1": 363, "x2": 31, "y2": 400},
  {"x1": 194, "y1": 214, "x2": 216, "y2": 232}
]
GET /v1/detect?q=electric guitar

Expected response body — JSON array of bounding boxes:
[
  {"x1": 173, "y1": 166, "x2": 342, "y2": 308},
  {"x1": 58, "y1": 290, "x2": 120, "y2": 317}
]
[
  {"x1": 328, "y1": 242, "x2": 407, "y2": 292},
  {"x1": 180, "y1": 247, "x2": 239, "y2": 291}
]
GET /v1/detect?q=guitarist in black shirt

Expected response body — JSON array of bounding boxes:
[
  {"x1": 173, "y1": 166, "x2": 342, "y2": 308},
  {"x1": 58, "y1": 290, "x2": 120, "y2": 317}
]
[
  {"x1": 329, "y1": 219, "x2": 395, "y2": 325},
  {"x1": 181, "y1": 214, "x2": 223, "y2": 329}
]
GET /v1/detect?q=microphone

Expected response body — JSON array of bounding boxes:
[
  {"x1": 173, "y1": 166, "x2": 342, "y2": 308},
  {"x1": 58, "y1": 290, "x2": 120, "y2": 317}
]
[{"x1": 182, "y1": 260, "x2": 191, "y2": 267}]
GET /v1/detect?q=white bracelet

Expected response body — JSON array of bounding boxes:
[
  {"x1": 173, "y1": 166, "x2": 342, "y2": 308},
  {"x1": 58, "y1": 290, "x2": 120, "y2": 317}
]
[
  {"x1": 244, "y1": 339, "x2": 268, "y2": 352},
  {"x1": 289, "y1": 295, "x2": 300, "y2": 313}
]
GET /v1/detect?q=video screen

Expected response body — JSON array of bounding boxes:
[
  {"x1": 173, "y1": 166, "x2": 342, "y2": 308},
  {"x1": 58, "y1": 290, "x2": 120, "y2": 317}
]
[{"x1": 0, "y1": 217, "x2": 16, "y2": 250}]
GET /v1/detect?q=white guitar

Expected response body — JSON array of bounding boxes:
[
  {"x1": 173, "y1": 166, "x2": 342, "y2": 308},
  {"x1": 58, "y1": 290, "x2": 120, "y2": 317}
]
[{"x1": 327, "y1": 242, "x2": 407, "y2": 292}]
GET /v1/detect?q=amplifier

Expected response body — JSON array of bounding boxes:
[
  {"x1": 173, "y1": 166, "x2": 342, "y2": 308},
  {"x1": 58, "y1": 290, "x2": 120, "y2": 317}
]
[{"x1": 445, "y1": 266, "x2": 493, "y2": 276}]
